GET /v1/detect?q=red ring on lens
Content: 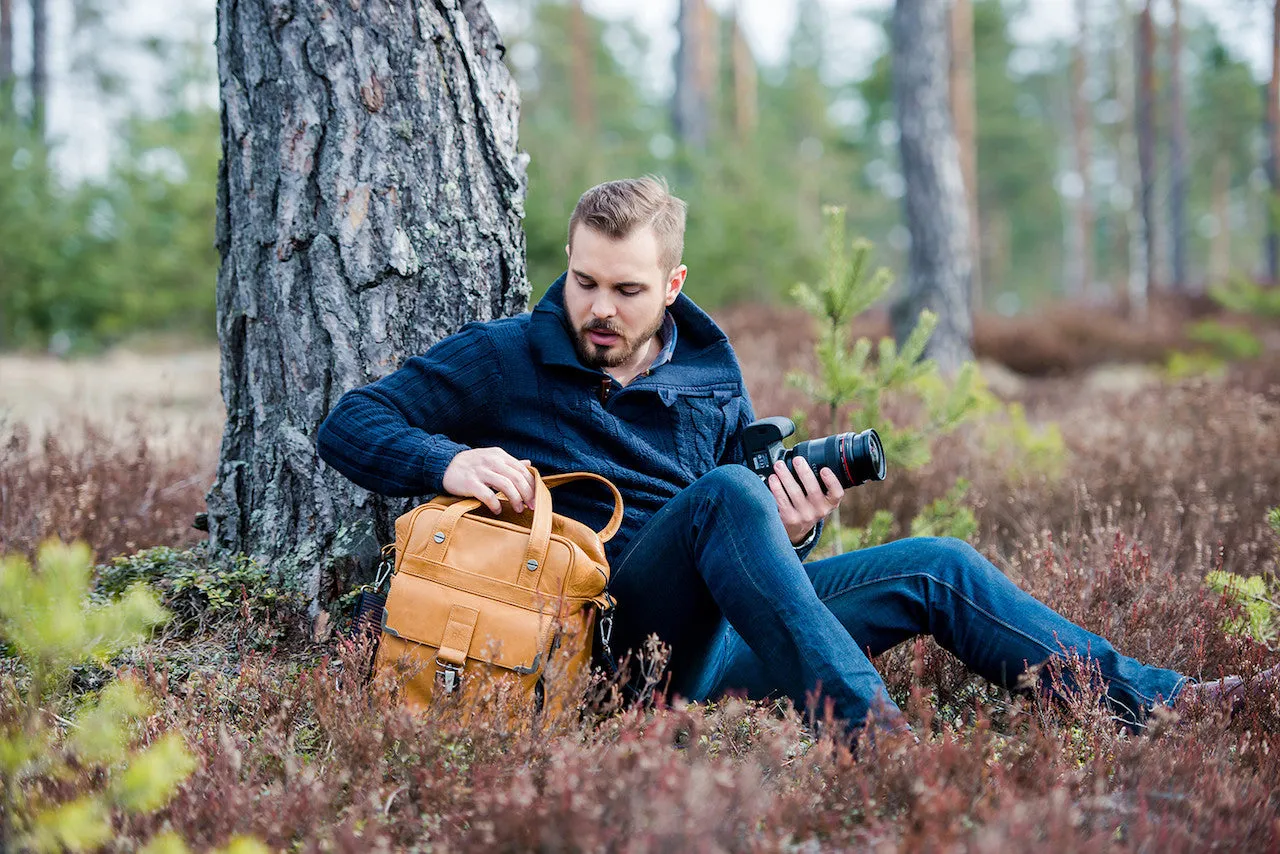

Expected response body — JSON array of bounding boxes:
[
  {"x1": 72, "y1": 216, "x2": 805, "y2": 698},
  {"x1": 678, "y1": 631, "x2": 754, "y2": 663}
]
[{"x1": 840, "y1": 434, "x2": 855, "y2": 485}]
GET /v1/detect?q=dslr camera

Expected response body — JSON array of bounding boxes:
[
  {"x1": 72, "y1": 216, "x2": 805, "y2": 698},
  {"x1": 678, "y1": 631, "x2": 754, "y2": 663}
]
[{"x1": 741, "y1": 416, "x2": 886, "y2": 490}]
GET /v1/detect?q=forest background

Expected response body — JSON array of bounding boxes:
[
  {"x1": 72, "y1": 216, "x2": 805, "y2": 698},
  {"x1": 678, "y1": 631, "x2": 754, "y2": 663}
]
[{"x1": 1, "y1": 0, "x2": 1277, "y2": 351}]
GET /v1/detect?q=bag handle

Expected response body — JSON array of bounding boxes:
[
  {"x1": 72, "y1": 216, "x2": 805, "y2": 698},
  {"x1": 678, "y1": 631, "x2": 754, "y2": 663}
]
[
  {"x1": 428, "y1": 469, "x2": 555, "y2": 576},
  {"x1": 542, "y1": 471, "x2": 625, "y2": 543}
]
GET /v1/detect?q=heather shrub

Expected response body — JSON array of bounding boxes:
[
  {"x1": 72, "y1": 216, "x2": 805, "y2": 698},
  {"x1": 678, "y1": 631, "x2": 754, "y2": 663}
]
[{"x1": 0, "y1": 423, "x2": 213, "y2": 561}]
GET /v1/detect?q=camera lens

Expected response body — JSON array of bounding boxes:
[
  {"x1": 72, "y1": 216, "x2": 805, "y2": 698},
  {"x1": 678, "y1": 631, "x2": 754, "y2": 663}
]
[{"x1": 790, "y1": 429, "x2": 887, "y2": 489}]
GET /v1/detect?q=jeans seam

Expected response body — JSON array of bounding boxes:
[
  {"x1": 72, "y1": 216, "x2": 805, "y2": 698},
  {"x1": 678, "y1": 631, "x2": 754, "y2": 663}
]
[{"x1": 819, "y1": 570, "x2": 1165, "y2": 705}]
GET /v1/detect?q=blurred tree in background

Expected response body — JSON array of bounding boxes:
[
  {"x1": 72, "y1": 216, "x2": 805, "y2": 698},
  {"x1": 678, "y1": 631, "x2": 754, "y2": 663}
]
[
  {"x1": 0, "y1": 4, "x2": 216, "y2": 352},
  {"x1": 0, "y1": 0, "x2": 1274, "y2": 352}
]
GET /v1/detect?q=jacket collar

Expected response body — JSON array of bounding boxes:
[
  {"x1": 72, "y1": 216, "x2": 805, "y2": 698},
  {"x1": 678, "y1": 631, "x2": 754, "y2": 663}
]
[{"x1": 529, "y1": 273, "x2": 739, "y2": 389}]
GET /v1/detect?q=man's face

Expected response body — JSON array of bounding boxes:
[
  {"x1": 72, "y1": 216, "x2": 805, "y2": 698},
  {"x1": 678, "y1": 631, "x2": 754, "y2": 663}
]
[{"x1": 564, "y1": 224, "x2": 686, "y2": 372}]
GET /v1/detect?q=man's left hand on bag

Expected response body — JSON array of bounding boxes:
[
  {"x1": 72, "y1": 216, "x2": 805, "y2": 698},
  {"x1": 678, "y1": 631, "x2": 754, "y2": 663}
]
[{"x1": 441, "y1": 447, "x2": 537, "y2": 514}]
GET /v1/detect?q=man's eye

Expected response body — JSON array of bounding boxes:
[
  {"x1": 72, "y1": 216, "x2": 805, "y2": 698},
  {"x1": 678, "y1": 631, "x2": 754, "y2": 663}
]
[{"x1": 620, "y1": 289, "x2": 641, "y2": 297}]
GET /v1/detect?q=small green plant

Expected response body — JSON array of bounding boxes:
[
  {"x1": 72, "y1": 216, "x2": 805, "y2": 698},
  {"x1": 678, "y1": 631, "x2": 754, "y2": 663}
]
[
  {"x1": 1186, "y1": 320, "x2": 1263, "y2": 361},
  {"x1": 1165, "y1": 350, "x2": 1228, "y2": 380},
  {"x1": 96, "y1": 545, "x2": 305, "y2": 633},
  {"x1": 979, "y1": 402, "x2": 1068, "y2": 483},
  {"x1": 1204, "y1": 570, "x2": 1279, "y2": 643},
  {"x1": 909, "y1": 478, "x2": 979, "y2": 542},
  {"x1": 0, "y1": 542, "x2": 188, "y2": 851},
  {"x1": 787, "y1": 208, "x2": 994, "y2": 554},
  {"x1": 1208, "y1": 276, "x2": 1280, "y2": 317}
]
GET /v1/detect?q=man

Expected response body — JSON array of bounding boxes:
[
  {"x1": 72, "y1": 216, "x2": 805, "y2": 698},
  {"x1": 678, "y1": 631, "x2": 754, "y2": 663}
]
[{"x1": 317, "y1": 176, "x2": 1267, "y2": 733}]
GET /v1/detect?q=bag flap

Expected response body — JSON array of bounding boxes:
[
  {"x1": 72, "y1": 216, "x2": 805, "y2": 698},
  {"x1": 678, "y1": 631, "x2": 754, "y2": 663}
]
[{"x1": 382, "y1": 571, "x2": 553, "y2": 674}]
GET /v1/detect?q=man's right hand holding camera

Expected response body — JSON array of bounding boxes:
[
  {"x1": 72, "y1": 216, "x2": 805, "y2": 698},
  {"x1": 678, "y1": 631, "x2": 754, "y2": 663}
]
[{"x1": 441, "y1": 447, "x2": 537, "y2": 515}]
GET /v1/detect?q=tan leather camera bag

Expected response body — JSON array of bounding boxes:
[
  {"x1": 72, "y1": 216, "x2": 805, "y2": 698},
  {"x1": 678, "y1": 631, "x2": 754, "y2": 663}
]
[{"x1": 375, "y1": 468, "x2": 621, "y2": 716}]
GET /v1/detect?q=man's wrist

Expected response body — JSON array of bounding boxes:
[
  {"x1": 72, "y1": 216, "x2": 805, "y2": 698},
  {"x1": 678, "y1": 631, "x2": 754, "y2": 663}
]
[{"x1": 792, "y1": 524, "x2": 819, "y2": 550}]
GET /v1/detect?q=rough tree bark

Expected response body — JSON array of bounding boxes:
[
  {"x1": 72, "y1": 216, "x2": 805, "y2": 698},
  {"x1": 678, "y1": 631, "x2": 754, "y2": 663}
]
[
  {"x1": 890, "y1": 0, "x2": 973, "y2": 373},
  {"x1": 729, "y1": 7, "x2": 756, "y2": 141},
  {"x1": 1114, "y1": 0, "x2": 1147, "y2": 320},
  {"x1": 1168, "y1": 0, "x2": 1188, "y2": 291},
  {"x1": 31, "y1": 0, "x2": 46, "y2": 135},
  {"x1": 568, "y1": 0, "x2": 595, "y2": 134},
  {"x1": 208, "y1": 0, "x2": 528, "y2": 605}
]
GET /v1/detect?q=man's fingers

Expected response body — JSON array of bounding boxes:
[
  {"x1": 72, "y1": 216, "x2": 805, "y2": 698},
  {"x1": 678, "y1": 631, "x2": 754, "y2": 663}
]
[
  {"x1": 774, "y1": 460, "x2": 808, "y2": 506},
  {"x1": 793, "y1": 457, "x2": 824, "y2": 498},
  {"x1": 819, "y1": 468, "x2": 845, "y2": 504},
  {"x1": 484, "y1": 473, "x2": 526, "y2": 514},
  {"x1": 471, "y1": 482, "x2": 503, "y2": 515},
  {"x1": 501, "y1": 460, "x2": 537, "y2": 509}
]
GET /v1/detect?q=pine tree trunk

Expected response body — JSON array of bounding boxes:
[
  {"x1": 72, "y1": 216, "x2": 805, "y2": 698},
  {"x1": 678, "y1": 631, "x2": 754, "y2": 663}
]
[
  {"x1": 948, "y1": 0, "x2": 980, "y2": 313},
  {"x1": 890, "y1": 0, "x2": 973, "y2": 373},
  {"x1": 1169, "y1": 0, "x2": 1188, "y2": 292},
  {"x1": 30, "y1": 0, "x2": 46, "y2": 135},
  {"x1": 1069, "y1": 0, "x2": 1094, "y2": 301},
  {"x1": 1210, "y1": 154, "x2": 1230, "y2": 287},
  {"x1": 1137, "y1": 0, "x2": 1158, "y2": 293},
  {"x1": 1269, "y1": 0, "x2": 1280, "y2": 283},
  {"x1": 568, "y1": 0, "x2": 596, "y2": 134},
  {"x1": 207, "y1": 0, "x2": 528, "y2": 606},
  {"x1": 1115, "y1": 0, "x2": 1147, "y2": 320},
  {"x1": 729, "y1": 10, "x2": 757, "y2": 141},
  {"x1": 0, "y1": 0, "x2": 13, "y2": 110},
  {"x1": 673, "y1": 0, "x2": 715, "y2": 149}
]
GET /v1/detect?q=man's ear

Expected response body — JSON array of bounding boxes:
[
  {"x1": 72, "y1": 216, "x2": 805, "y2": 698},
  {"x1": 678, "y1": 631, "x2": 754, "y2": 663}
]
[
  {"x1": 564, "y1": 243, "x2": 571, "y2": 261},
  {"x1": 665, "y1": 265, "x2": 688, "y2": 306}
]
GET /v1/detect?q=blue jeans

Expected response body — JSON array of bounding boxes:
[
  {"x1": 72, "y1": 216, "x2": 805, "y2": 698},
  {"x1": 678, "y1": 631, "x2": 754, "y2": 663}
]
[{"x1": 607, "y1": 465, "x2": 1188, "y2": 729}]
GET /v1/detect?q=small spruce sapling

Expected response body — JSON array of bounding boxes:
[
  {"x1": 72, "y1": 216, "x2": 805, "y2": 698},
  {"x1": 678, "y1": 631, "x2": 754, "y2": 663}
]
[
  {"x1": 787, "y1": 207, "x2": 991, "y2": 554},
  {"x1": 0, "y1": 542, "x2": 265, "y2": 853}
]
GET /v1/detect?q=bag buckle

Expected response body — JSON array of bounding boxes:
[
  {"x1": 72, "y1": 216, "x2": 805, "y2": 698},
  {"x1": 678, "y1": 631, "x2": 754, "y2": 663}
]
[{"x1": 435, "y1": 659, "x2": 462, "y2": 694}]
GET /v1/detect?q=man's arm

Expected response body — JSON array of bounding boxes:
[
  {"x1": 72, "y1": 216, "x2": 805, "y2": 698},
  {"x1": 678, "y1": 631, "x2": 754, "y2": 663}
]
[{"x1": 316, "y1": 325, "x2": 497, "y2": 497}]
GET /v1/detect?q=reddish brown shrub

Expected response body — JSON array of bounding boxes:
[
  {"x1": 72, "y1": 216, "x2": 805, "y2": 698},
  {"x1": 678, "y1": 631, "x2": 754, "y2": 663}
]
[{"x1": 0, "y1": 422, "x2": 214, "y2": 561}]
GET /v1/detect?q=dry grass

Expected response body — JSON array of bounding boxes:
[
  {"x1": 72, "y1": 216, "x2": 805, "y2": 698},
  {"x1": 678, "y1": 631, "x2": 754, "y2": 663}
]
[{"x1": 4, "y1": 298, "x2": 1280, "y2": 851}]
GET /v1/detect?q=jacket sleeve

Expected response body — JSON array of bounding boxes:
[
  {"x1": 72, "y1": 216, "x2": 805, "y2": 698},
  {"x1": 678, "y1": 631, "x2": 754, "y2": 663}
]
[
  {"x1": 717, "y1": 383, "x2": 825, "y2": 561},
  {"x1": 316, "y1": 324, "x2": 499, "y2": 497}
]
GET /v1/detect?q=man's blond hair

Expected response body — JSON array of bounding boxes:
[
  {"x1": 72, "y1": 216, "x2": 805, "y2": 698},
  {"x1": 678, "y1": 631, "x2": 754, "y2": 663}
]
[{"x1": 568, "y1": 176, "x2": 688, "y2": 273}]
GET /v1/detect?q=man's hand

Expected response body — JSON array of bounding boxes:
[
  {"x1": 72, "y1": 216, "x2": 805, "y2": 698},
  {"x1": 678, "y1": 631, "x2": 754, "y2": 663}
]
[
  {"x1": 441, "y1": 448, "x2": 536, "y2": 515},
  {"x1": 767, "y1": 457, "x2": 845, "y2": 545}
]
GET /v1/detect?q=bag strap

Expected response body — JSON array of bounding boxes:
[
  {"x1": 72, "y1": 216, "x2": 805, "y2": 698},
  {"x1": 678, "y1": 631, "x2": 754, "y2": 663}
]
[{"x1": 542, "y1": 471, "x2": 625, "y2": 543}]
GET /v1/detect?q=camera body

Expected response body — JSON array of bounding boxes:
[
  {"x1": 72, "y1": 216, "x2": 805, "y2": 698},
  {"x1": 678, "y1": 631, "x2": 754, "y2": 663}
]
[{"x1": 741, "y1": 416, "x2": 887, "y2": 490}]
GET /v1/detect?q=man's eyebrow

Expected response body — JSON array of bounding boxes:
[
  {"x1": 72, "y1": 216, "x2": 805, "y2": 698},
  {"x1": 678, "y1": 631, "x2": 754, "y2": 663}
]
[{"x1": 571, "y1": 269, "x2": 648, "y2": 288}]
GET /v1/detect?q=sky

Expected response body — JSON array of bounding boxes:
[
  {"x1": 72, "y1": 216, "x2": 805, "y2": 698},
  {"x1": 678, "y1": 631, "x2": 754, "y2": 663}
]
[{"x1": 12, "y1": 0, "x2": 1278, "y2": 180}]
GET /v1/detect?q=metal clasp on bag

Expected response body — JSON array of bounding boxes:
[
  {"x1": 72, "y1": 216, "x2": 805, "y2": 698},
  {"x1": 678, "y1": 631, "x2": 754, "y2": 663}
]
[
  {"x1": 373, "y1": 544, "x2": 395, "y2": 591},
  {"x1": 435, "y1": 659, "x2": 462, "y2": 694}
]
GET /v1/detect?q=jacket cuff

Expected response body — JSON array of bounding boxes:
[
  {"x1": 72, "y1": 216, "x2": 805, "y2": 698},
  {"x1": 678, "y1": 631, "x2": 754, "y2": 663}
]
[
  {"x1": 420, "y1": 439, "x2": 473, "y2": 494},
  {"x1": 793, "y1": 516, "x2": 824, "y2": 561}
]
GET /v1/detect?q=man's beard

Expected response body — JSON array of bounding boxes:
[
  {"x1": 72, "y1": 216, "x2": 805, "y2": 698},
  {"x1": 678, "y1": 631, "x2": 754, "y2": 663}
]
[{"x1": 573, "y1": 310, "x2": 666, "y2": 370}]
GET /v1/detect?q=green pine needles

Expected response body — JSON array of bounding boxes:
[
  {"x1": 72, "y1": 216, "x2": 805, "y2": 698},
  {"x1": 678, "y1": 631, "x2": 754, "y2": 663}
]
[
  {"x1": 787, "y1": 208, "x2": 993, "y2": 554},
  {"x1": 0, "y1": 542, "x2": 263, "y2": 853}
]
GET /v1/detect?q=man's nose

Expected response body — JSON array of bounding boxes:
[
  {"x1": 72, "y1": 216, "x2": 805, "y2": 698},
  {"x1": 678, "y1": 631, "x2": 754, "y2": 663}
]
[{"x1": 591, "y1": 295, "x2": 616, "y2": 319}]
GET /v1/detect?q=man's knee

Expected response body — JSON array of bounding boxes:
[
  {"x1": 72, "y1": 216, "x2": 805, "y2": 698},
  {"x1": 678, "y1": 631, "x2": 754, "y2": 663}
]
[
  {"x1": 916, "y1": 536, "x2": 992, "y2": 583},
  {"x1": 690, "y1": 464, "x2": 773, "y2": 507}
]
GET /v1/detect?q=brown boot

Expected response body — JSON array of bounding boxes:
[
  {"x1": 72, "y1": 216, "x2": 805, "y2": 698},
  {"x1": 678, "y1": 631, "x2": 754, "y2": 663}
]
[{"x1": 1175, "y1": 663, "x2": 1280, "y2": 713}]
